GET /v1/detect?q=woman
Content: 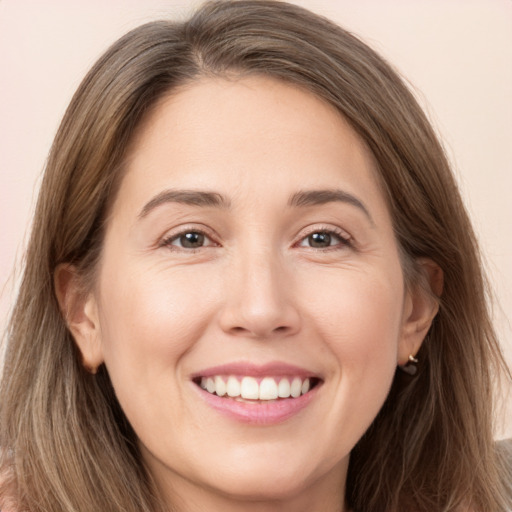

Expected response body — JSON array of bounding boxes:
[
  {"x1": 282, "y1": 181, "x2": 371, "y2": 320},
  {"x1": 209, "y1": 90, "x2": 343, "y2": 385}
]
[{"x1": 1, "y1": 1, "x2": 510, "y2": 511}]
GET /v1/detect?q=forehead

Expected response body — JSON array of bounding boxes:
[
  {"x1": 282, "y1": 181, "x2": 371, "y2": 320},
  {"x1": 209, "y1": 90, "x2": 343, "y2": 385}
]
[{"x1": 116, "y1": 75, "x2": 387, "y2": 218}]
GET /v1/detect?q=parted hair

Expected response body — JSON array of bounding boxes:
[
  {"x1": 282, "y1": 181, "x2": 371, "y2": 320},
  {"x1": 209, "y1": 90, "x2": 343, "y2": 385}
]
[{"x1": 1, "y1": 1, "x2": 511, "y2": 511}]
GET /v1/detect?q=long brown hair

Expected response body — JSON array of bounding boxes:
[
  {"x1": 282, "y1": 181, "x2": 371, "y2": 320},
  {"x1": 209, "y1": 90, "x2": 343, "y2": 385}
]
[{"x1": 1, "y1": 1, "x2": 510, "y2": 511}]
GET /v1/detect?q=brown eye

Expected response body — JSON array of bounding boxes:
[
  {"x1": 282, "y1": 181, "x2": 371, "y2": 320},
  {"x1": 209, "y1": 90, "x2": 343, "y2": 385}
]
[
  {"x1": 308, "y1": 232, "x2": 332, "y2": 248},
  {"x1": 298, "y1": 229, "x2": 351, "y2": 250},
  {"x1": 164, "y1": 230, "x2": 214, "y2": 250},
  {"x1": 178, "y1": 232, "x2": 205, "y2": 248}
]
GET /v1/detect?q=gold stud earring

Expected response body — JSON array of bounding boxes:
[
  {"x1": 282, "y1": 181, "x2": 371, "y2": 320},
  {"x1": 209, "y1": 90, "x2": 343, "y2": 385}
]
[
  {"x1": 83, "y1": 363, "x2": 98, "y2": 375},
  {"x1": 399, "y1": 354, "x2": 419, "y2": 376}
]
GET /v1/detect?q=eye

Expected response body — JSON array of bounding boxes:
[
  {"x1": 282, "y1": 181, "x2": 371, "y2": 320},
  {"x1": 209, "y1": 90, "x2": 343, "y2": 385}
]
[
  {"x1": 161, "y1": 230, "x2": 216, "y2": 250},
  {"x1": 298, "y1": 229, "x2": 351, "y2": 249}
]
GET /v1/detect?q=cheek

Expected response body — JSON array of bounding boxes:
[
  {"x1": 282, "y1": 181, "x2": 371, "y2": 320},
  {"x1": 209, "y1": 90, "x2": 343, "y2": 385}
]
[
  {"x1": 96, "y1": 262, "x2": 220, "y2": 376},
  {"x1": 303, "y1": 266, "x2": 403, "y2": 438},
  {"x1": 310, "y1": 271, "x2": 403, "y2": 340},
  {"x1": 94, "y1": 262, "x2": 224, "y2": 446},
  {"x1": 301, "y1": 264, "x2": 404, "y2": 371}
]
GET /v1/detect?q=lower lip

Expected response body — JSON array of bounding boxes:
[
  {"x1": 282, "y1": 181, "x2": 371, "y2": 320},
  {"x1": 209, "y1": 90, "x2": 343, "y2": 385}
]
[{"x1": 194, "y1": 384, "x2": 320, "y2": 425}]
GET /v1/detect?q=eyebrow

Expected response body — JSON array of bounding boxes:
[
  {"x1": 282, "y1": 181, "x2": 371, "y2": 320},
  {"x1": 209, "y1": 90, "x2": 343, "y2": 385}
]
[
  {"x1": 138, "y1": 189, "x2": 231, "y2": 219},
  {"x1": 138, "y1": 187, "x2": 374, "y2": 224},
  {"x1": 288, "y1": 189, "x2": 374, "y2": 225}
]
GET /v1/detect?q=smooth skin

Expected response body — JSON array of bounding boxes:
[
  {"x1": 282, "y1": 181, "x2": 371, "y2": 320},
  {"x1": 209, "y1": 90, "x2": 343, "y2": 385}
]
[{"x1": 57, "y1": 76, "x2": 440, "y2": 512}]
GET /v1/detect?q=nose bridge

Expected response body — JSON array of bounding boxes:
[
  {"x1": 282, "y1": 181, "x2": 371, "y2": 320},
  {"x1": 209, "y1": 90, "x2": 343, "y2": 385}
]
[{"x1": 219, "y1": 242, "x2": 300, "y2": 338}]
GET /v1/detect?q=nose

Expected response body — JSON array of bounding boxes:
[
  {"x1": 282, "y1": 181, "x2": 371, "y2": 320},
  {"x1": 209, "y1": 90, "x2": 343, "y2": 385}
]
[{"x1": 218, "y1": 249, "x2": 301, "y2": 339}]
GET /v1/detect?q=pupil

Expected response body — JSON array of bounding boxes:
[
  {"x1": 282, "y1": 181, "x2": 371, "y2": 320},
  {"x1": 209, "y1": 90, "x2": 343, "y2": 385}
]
[
  {"x1": 181, "y1": 232, "x2": 204, "y2": 248},
  {"x1": 309, "y1": 232, "x2": 331, "y2": 247}
]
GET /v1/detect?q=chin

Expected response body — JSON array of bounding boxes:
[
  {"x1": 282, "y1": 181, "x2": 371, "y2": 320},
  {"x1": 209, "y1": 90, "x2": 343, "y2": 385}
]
[
  {"x1": 208, "y1": 470, "x2": 312, "y2": 503},
  {"x1": 194, "y1": 447, "x2": 341, "y2": 505}
]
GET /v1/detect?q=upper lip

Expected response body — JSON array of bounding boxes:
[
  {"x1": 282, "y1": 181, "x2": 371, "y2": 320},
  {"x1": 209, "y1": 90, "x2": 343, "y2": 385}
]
[{"x1": 190, "y1": 361, "x2": 322, "y2": 380}]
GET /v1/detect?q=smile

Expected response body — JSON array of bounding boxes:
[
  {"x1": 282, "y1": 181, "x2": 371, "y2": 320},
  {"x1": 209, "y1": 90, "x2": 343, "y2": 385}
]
[
  {"x1": 198, "y1": 375, "x2": 317, "y2": 400},
  {"x1": 191, "y1": 363, "x2": 322, "y2": 424}
]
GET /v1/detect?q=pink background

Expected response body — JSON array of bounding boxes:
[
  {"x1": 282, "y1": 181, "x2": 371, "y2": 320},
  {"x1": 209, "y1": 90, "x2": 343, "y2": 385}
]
[{"x1": 1, "y1": 0, "x2": 511, "y2": 436}]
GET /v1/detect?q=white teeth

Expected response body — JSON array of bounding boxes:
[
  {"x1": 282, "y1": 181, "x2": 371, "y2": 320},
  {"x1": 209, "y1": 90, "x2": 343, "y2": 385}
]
[
  {"x1": 199, "y1": 375, "x2": 315, "y2": 400},
  {"x1": 278, "y1": 378, "x2": 291, "y2": 398},
  {"x1": 259, "y1": 377, "x2": 278, "y2": 400},
  {"x1": 290, "y1": 377, "x2": 302, "y2": 398},
  {"x1": 215, "y1": 376, "x2": 227, "y2": 397},
  {"x1": 240, "y1": 377, "x2": 259, "y2": 399},
  {"x1": 206, "y1": 377, "x2": 215, "y2": 394},
  {"x1": 226, "y1": 376, "x2": 241, "y2": 397}
]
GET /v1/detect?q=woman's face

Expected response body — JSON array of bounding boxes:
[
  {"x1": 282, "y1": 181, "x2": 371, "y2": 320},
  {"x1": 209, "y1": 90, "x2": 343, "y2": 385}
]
[{"x1": 75, "y1": 76, "x2": 426, "y2": 509}]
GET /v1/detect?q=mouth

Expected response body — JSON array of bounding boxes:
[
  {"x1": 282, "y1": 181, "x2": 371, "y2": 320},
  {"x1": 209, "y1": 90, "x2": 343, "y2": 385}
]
[
  {"x1": 191, "y1": 363, "x2": 323, "y2": 424},
  {"x1": 193, "y1": 375, "x2": 321, "y2": 402}
]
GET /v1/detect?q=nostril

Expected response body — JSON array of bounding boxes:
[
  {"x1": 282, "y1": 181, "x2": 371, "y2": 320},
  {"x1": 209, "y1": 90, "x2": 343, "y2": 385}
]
[
  {"x1": 229, "y1": 324, "x2": 292, "y2": 337},
  {"x1": 219, "y1": 299, "x2": 302, "y2": 339}
]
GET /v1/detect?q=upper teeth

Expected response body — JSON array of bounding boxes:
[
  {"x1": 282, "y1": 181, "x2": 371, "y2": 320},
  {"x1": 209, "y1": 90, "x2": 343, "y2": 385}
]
[{"x1": 200, "y1": 376, "x2": 311, "y2": 400}]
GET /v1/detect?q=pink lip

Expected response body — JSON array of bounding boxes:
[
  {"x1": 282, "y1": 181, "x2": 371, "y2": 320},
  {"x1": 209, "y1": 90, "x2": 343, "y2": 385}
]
[
  {"x1": 195, "y1": 384, "x2": 320, "y2": 425},
  {"x1": 191, "y1": 361, "x2": 319, "y2": 380},
  {"x1": 190, "y1": 361, "x2": 322, "y2": 425}
]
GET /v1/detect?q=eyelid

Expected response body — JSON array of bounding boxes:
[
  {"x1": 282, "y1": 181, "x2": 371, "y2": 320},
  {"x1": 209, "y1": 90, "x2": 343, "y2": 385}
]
[
  {"x1": 159, "y1": 224, "x2": 220, "y2": 250},
  {"x1": 157, "y1": 223, "x2": 353, "y2": 252},
  {"x1": 293, "y1": 224, "x2": 353, "y2": 249}
]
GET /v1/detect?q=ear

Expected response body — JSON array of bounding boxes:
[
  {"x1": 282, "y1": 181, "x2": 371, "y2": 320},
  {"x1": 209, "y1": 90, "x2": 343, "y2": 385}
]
[
  {"x1": 398, "y1": 258, "x2": 443, "y2": 365},
  {"x1": 54, "y1": 264, "x2": 104, "y2": 373}
]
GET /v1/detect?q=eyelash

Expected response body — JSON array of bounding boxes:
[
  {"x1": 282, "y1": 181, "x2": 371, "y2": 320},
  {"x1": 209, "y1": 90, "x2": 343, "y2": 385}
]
[
  {"x1": 160, "y1": 227, "x2": 218, "y2": 252},
  {"x1": 295, "y1": 226, "x2": 352, "y2": 251},
  {"x1": 159, "y1": 226, "x2": 352, "y2": 252}
]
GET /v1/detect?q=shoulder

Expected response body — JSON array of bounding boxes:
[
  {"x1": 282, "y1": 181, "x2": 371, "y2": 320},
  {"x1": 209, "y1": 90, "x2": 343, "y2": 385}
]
[
  {"x1": 0, "y1": 499, "x2": 18, "y2": 512},
  {"x1": 0, "y1": 473, "x2": 17, "y2": 512},
  {"x1": 497, "y1": 437, "x2": 512, "y2": 461},
  {"x1": 496, "y1": 438, "x2": 512, "y2": 510},
  {"x1": 497, "y1": 437, "x2": 512, "y2": 481},
  {"x1": 0, "y1": 496, "x2": 17, "y2": 511}
]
